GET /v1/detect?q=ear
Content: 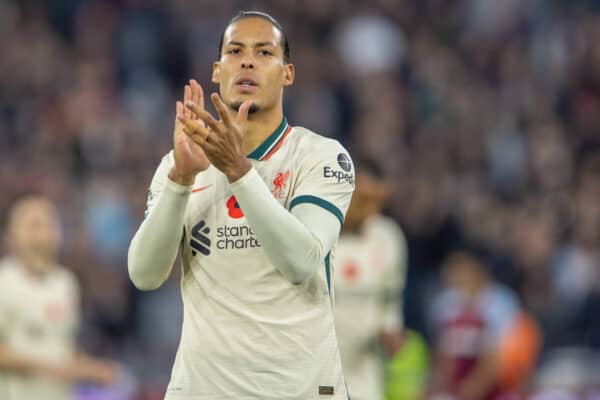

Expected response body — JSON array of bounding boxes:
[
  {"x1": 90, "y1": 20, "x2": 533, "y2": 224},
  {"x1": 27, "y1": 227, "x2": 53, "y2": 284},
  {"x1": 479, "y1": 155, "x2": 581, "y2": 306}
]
[
  {"x1": 212, "y1": 62, "x2": 221, "y2": 84},
  {"x1": 283, "y1": 63, "x2": 295, "y2": 87}
]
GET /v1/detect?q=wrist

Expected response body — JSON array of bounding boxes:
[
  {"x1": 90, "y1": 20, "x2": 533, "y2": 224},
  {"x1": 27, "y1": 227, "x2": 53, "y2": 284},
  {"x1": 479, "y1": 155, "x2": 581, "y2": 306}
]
[
  {"x1": 226, "y1": 158, "x2": 252, "y2": 183},
  {"x1": 168, "y1": 168, "x2": 195, "y2": 186}
]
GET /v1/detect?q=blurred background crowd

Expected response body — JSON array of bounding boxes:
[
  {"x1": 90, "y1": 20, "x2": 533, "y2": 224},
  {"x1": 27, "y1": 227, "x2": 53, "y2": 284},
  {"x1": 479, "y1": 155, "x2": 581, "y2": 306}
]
[{"x1": 1, "y1": 0, "x2": 600, "y2": 398}]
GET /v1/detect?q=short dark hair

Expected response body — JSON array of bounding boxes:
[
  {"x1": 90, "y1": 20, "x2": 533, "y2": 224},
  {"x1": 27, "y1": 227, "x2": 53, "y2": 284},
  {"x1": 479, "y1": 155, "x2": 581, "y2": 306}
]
[{"x1": 218, "y1": 11, "x2": 291, "y2": 64}]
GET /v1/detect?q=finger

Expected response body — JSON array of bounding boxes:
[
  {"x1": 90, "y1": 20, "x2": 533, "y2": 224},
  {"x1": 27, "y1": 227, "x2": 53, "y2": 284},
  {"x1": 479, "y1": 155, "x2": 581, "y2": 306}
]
[
  {"x1": 184, "y1": 101, "x2": 205, "y2": 119},
  {"x1": 237, "y1": 100, "x2": 252, "y2": 128},
  {"x1": 198, "y1": 133, "x2": 220, "y2": 156},
  {"x1": 184, "y1": 85, "x2": 192, "y2": 118},
  {"x1": 185, "y1": 103, "x2": 222, "y2": 133},
  {"x1": 183, "y1": 126, "x2": 208, "y2": 146},
  {"x1": 210, "y1": 92, "x2": 232, "y2": 127},
  {"x1": 190, "y1": 79, "x2": 204, "y2": 113},
  {"x1": 175, "y1": 101, "x2": 184, "y2": 134},
  {"x1": 189, "y1": 80, "x2": 206, "y2": 127},
  {"x1": 178, "y1": 115, "x2": 210, "y2": 139}
]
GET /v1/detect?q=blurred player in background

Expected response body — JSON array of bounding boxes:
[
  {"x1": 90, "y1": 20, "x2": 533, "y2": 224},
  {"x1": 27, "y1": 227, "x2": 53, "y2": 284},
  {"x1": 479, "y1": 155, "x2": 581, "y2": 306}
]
[
  {"x1": 428, "y1": 250, "x2": 540, "y2": 400},
  {"x1": 333, "y1": 159, "x2": 409, "y2": 400},
  {"x1": 0, "y1": 195, "x2": 117, "y2": 400},
  {"x1": 128, "y1": 11, "x2": 354, "y2": 399}
]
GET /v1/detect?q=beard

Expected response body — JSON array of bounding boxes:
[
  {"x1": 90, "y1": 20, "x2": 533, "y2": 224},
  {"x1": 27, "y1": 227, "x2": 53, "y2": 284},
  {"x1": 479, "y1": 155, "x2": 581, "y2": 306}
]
[{"x1": 230, "y1": 101, "x2": 260, "y2": 114}]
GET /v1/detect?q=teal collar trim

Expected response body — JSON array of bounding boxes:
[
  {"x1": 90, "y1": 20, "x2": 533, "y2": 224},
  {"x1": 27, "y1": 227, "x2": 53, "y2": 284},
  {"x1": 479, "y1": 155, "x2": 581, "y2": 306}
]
[{"x1": 247, "y1": 117, "x2": 288, "y2": 160}]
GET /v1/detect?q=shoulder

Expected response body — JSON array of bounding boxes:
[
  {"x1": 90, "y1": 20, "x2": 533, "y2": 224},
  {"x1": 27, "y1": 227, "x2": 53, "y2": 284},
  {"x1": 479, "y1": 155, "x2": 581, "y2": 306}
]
[
  {"x1": 431, "y1": 289, "x2": 462, "y2": 323},
  {"x1": 364, "y1": 215, "x2": 407, "y2": 258},
  {"x1": 0, "y1": 259, "x2": 22, "y2": 301},
  {"x1": 0, "y1": 258, "x2": 21, "y2": 282},
  {"x1": 47, "y1": 265, "x2": 81, "y2": 301},
  {"x1": 482, "y1": 285, "x2": 520, "y2": 313},
  {"x1": 52, "y1": 265, "x2": 79, "y2": 287},
  {"x1": 290, "y1": 126, "x2": 352, "y2": 162},
  {"x1": 365, "y1": 215, "x2": 405, "y2": 241}
]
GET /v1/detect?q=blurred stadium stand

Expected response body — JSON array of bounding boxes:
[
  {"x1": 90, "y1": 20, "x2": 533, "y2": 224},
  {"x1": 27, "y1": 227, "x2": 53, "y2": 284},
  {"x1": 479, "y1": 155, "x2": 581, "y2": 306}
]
[{"x1": 1, "y1": 0, "x2": 600, "y2": 398}]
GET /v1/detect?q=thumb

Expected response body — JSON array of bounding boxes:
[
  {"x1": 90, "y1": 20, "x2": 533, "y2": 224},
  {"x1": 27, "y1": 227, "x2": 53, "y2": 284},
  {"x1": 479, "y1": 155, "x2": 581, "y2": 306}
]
[{"x1": 237, "y1": 100, "x2": 253, "y2": 129}]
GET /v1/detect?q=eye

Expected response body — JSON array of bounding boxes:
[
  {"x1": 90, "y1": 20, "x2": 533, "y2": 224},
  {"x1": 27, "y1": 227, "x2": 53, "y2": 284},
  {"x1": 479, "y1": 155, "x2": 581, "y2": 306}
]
[
  {"x1": 259, "y1": 49, "x2": 273, "y2": 56},
  {"x1": 228, "y1": 48, "x2": 241, "y2": 54}
]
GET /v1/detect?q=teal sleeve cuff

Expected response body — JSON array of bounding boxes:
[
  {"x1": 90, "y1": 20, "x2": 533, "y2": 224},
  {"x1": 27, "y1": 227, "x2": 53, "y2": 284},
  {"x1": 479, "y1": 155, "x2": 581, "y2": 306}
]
[{"x1": 289, "y1": 195, "x2": 344, "y2": 226}]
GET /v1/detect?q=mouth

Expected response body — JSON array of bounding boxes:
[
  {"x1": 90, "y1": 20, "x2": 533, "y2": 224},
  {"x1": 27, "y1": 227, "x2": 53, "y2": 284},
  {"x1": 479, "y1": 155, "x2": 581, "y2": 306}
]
[{"x1": 235, "y1": 77, "x2": 258, "y2": 91}]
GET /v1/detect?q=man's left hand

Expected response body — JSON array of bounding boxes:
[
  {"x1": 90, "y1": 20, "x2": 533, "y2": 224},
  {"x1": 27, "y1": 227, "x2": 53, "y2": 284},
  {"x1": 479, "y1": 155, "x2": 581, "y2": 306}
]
[{"x1": 181, "y1": 92, "x2": 252, "y2": 182}]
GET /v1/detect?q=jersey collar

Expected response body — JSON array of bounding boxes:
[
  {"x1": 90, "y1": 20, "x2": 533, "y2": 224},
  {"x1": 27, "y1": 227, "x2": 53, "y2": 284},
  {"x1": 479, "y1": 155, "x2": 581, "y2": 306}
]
[{"x1": 247, "y1": 117, "x2": 290, "y2": 161}]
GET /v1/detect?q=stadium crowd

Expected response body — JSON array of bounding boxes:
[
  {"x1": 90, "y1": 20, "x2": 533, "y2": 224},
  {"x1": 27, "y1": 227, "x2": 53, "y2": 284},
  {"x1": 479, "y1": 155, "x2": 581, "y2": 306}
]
[{"x1": 1, "y1": 0, "x2": 599, "y2": 398}]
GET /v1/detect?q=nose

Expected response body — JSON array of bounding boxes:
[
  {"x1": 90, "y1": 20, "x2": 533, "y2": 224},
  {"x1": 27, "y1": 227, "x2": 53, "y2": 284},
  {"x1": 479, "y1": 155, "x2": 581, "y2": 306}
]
[{"x1": 241, "y1": 54, "x2": 255, "y2": 69}]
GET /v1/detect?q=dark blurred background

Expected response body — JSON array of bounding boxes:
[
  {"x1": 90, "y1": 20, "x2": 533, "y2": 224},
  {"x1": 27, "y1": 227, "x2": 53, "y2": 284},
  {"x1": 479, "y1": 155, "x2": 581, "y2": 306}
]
[{"x1": 1, "y1": 0, "x2": 600, "y2": 398}]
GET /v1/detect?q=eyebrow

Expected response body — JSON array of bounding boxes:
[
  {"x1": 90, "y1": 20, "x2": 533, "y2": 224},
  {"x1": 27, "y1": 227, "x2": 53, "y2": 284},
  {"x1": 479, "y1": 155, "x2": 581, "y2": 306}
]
[{"x1": 226, "y1": 41, "x2": 277, "y2": 48}]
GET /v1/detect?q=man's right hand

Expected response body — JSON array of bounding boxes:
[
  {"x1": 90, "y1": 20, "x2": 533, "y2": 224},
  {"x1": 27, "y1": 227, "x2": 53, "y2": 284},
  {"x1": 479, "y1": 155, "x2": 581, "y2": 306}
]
[
  {"x1": 169, "y1": 79, "x2": 211, "y2": 186},
  {"x1": 38, "y1": 357, "x2": 118, "y2": 385}
]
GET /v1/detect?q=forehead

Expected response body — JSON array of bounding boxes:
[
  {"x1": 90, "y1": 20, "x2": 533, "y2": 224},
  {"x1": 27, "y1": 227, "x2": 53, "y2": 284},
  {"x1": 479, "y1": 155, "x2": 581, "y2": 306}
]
[
  {"x1": 223, "y1": 17, "x2": 282, "y2": 46},
  {"x1": 11, "y1": 199, "x2": 57, "y2": 225}
]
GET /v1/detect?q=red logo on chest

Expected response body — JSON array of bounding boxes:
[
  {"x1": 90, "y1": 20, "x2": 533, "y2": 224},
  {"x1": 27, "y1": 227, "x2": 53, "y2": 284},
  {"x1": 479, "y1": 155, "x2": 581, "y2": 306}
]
[
  {"x1": 272, "y1": 170, "x2": 290, "y2": 199},
  {"x1": 342, "y1": 261, "x2": 360, "y2": 282},
  {"x1": 45, "y1": 301, "x2": 67, "y2": 322},
  {"x1": 226, "y1": 195, "x2": 244, "y2": 219}
]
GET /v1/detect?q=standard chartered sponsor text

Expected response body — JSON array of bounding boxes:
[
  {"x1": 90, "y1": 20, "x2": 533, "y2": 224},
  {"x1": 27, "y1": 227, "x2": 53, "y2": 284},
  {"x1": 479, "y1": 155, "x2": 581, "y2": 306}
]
[{"x1": 216, "y1": 225, "x2": 261, "y2": 249}]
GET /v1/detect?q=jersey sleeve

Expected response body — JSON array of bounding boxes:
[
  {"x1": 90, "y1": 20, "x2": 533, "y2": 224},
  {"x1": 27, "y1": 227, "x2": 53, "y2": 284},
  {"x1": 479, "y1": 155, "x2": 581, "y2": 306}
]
[
  {"x1": 144, "y1": 151, "x2": 174, "y2": 218},
  {"x1": 289, "y1": 140, "x2": 355, "y2": 227},
  {"x1": 0, "y1": 272, "x2": 10, "y2": 341},
  {"x1": 0, "y1": 266, "x2": 18, "y2": 343},
  {"x1": 380, "y1": 221, "x2": 408, "y2": 332},
  {"x1": 63, "y1": 269, "x2": 82, "y2": 338}
]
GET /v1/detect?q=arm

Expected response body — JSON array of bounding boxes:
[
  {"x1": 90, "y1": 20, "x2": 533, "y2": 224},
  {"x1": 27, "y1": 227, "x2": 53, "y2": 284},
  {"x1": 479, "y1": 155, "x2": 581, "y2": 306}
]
[
  {"x1": 128, "y1": 175, "x2": 190, "y2": 290},
  {"x1": 379, "y1": 221, "x2": 409, "y2": 355},
  {"x1": 128, "y1": 80, "x2": 210, "y2": 291},
  {"x1": 0, "y1": 274, "x2": 115, "y2": 383},
  {"x1": 0, "y1": 276, "x2": 45, "y2": 375},
  {"x1": 0, "y1": 344, "x2": 116, "y2": 385},
  {"x1": 0, "y1": 344, "x2": 43, "y2": 374},
  {"x1": 180, "y1": 91, "x2": 354, "y2": 284},
  {"x1": 230, "y1": 168, "x2": 340, "y2": 283}
]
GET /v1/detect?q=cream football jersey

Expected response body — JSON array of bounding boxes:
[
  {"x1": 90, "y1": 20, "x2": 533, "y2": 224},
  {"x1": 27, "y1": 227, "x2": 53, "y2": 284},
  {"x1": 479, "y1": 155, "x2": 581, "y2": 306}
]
[
  {"x1": 146, "y1": 118, "x2": 354, "y2": 399},
  {"x1": 0, "y1": 257, "x2": 80, "y2": 400},
  {"x1": 333, "y1": 216, "x2": 407, "y2": 400}
]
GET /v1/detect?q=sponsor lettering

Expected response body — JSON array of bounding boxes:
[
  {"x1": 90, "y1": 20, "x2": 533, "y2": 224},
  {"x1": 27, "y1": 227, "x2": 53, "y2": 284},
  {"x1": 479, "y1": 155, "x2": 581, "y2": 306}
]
[
  {"x1": 216, "y1": 225, "x2": 261, "y2": 249},
  {"x1": 323, "y1": 166, "x2": 354, "y2": 184}
]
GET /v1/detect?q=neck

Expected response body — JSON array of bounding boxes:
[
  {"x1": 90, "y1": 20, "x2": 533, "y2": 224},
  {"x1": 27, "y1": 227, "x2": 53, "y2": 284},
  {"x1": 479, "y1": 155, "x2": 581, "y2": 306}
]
[
  {"x1": 238, "y1": 105, "x2": 284, "y2": 155},
  {"x1": 342, "y1": 220, "x2": 363, "y2": 234},
  {"x1": 17, "y1": 252, "x2": 52, "y2": 277}
]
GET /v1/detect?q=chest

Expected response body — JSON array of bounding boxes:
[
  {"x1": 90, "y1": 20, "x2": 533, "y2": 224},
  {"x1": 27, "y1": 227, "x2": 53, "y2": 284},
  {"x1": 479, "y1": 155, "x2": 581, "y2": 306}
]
[
  {"x1": 5, "y1": 277, "x2": 77, "y2": 343},
  {"x1": 439, "y1": 307, "x2": 487, "y2": 357},
  {"x1": 333, "y1": 235, "x2": 390, "y2": 290},
  {"x1": 183, "y1": 162, "x2": 297, "y2": 262}
]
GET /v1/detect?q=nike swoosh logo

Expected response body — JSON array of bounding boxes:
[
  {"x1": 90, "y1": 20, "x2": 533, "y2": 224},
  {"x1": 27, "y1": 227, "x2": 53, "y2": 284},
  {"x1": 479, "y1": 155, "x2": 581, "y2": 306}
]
[{"x1": 192, "y1": 185, "x2": 212, "y2": 193}]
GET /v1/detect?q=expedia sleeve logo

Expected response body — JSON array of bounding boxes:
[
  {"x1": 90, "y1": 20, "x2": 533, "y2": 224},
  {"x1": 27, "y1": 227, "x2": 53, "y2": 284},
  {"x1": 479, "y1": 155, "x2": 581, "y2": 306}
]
[{"x1": 323, "y1": 153, "x2": 354, "y2": 184}]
